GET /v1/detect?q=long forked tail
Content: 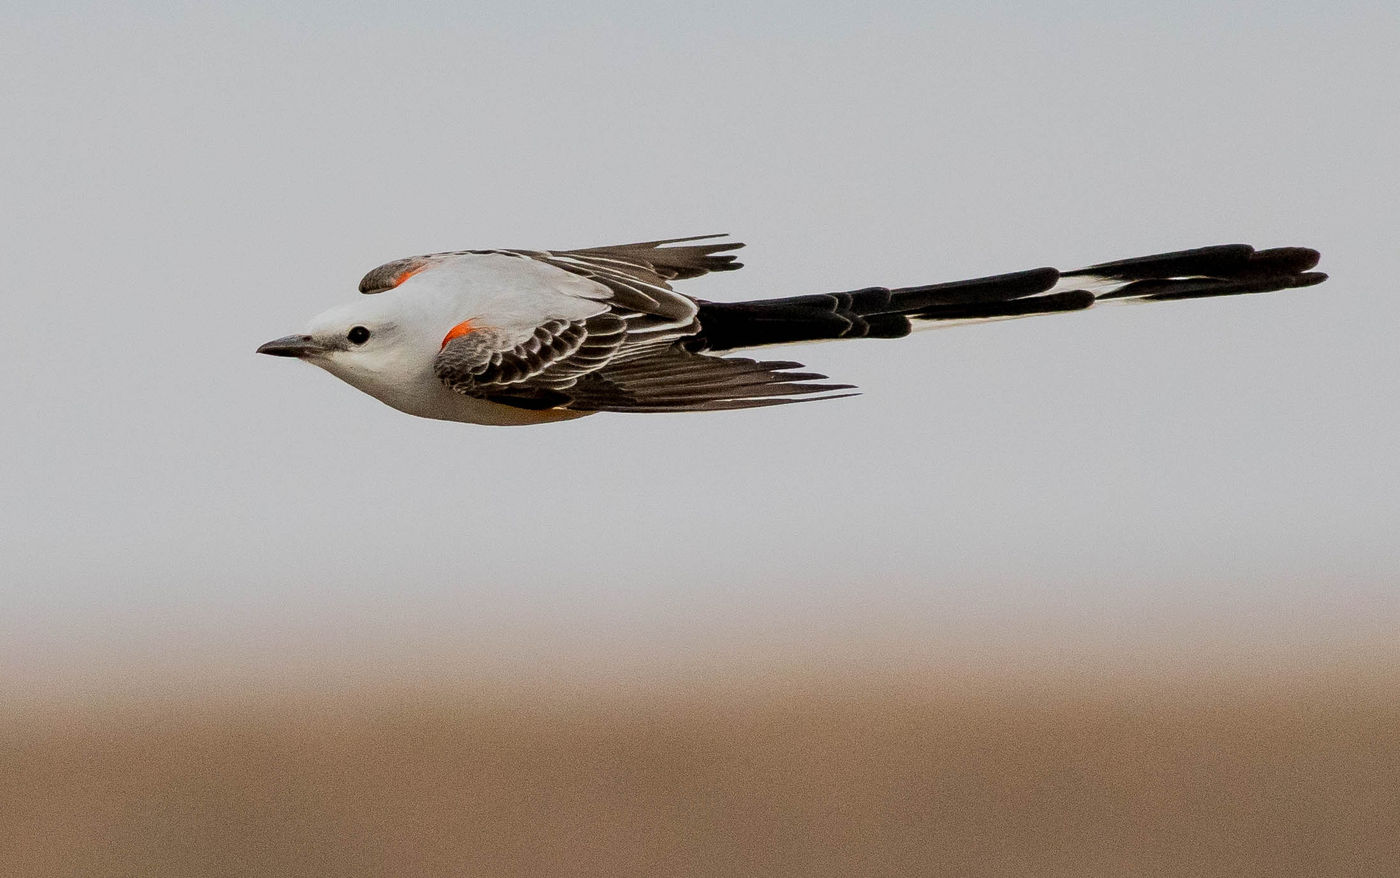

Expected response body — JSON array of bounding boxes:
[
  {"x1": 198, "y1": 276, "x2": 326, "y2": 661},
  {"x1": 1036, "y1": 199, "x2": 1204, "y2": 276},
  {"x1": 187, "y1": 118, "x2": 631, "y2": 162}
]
[{"x1": 686, "y1": 244, "x2": 1326, "y2": 353}]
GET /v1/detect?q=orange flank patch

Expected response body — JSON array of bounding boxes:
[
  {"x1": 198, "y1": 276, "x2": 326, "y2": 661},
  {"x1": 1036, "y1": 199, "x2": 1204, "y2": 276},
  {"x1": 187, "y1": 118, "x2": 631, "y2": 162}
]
[{"x1": 441, "y1": 319, "x2": 478, "y2": 349}]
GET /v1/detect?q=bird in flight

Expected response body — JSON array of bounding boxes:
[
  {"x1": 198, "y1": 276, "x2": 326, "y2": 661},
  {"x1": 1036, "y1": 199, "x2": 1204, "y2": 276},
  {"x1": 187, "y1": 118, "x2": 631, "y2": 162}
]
[{"x1": 258, "y1": 235, "x2": 1325, "y2": 426}]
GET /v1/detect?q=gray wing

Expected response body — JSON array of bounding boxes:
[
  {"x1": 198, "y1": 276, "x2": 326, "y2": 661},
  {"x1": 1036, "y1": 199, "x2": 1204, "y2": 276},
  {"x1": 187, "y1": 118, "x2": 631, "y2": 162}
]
[
  {"x1": 495, "y1": 234, "x2": 745, "y2": 351},
  {"x1": 432, "y1": 235, "x2": 851, "y2": 412},
  {"x1": 436, "y1": 325, "x2": 853, "y2": 412},
  {"x1": 543, "y1": 233, "x2": 745, "y2": 281},
  {"x1": 434, "y1": 313, "x2": 630, "y2": 406},
  {"x1": 553, "y1": 349, "x2": 855, "y2": 412}
]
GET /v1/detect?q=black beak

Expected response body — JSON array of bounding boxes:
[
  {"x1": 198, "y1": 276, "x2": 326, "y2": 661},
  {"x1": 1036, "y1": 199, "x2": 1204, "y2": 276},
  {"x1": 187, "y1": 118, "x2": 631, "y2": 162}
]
[{"x1": 256, "y1": 335, "x2": 322, "y2": 358}]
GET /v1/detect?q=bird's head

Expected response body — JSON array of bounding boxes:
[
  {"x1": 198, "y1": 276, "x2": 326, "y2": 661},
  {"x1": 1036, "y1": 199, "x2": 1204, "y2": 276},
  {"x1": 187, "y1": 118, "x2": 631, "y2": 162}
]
[{"x1": 257, "y1": 294, "x2": 443, "y2": 408}]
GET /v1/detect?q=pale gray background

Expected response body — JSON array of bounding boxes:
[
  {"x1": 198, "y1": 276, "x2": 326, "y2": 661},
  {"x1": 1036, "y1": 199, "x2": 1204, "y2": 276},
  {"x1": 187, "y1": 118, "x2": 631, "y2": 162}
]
[{"x1": 3, "y1": 1, "x2": 1396, "y2": 691}]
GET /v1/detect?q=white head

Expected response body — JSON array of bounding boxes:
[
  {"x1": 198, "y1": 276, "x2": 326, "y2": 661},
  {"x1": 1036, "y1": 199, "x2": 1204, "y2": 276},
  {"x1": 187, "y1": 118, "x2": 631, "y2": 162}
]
[{"x1": 256, "y1": 285, "x2": 453, "y2": 414}]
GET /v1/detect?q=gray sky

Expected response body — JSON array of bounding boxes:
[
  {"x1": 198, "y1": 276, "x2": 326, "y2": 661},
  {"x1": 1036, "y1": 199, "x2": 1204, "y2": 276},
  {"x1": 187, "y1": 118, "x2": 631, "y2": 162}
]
[{"x1": 4, "y1": 1, "x2": 1397, "y2": 692}]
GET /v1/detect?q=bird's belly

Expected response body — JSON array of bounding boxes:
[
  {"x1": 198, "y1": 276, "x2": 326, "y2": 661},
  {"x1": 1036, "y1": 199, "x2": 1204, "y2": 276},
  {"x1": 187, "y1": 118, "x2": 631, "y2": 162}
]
[{"x1": 394, "y1": 382, "x2": 591, "y2": 426}]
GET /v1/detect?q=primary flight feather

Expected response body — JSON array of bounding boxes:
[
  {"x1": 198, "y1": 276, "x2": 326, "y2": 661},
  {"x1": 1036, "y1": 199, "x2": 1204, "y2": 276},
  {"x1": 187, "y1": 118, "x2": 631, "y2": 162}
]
[{"x1": 257, "y1": 235, "x2": 1326, "y2": 426}]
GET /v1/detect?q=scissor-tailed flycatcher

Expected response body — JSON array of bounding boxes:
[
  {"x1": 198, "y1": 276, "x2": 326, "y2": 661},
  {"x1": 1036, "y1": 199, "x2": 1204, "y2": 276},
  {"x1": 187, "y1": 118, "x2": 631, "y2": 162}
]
[{"x1": 257, "y1": 235, "x2": 1325, "y2": 426}]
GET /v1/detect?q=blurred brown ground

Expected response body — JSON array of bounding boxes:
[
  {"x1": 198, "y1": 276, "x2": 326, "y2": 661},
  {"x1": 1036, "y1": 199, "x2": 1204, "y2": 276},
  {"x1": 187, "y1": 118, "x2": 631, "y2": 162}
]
[{"x1": 4, "y1": 659, "x2": 1398, "y2": 878}]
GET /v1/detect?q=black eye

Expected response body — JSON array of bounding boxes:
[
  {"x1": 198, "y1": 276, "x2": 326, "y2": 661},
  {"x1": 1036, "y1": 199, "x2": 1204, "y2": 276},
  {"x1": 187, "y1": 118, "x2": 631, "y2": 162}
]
[{"x1": 346, "y1": 326, "x2": 371, "y2": 345}]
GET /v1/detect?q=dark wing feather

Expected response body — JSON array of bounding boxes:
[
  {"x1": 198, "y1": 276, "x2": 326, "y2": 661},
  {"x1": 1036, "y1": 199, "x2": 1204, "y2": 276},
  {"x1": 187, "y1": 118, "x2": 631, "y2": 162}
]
[
  {"x1": 551, "y1": 234, "x2": 744, "y2": 281},
  {"x1": 448, "y1": 236, "x2": 854, "y2": 412},
  {"x1": 434, "y1": 237, "x2": 740, "y2": 406},
  {"x1": 493, "y1": 239, "x2": 733, "y2": 356},
  {"x1": 435, "y1": 314, "x2": 628, "y2": 398},
  {"x1": 436, "y1": 319, "x2": 852, "y2": 414},
  {"x1": 556, "y1": 349, "x2": 854, "y2": 413}
]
